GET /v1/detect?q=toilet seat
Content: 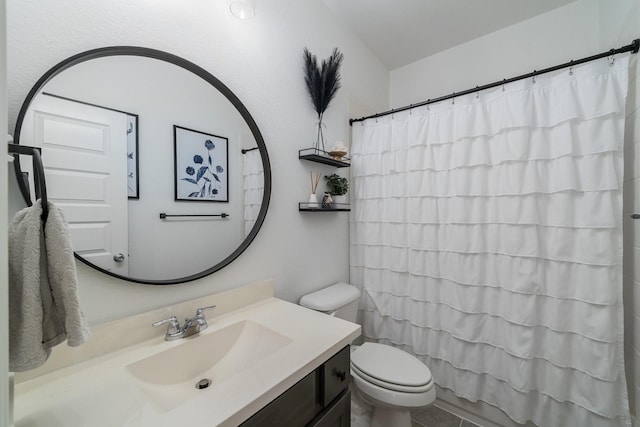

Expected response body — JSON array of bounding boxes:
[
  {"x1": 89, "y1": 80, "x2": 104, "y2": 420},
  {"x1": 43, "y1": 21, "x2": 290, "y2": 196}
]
[
  {"x1": 351, "y1": 370, "x2": 436, "y2": 409},
  {"x1": 351, "y1": 363, "x2": 433, "y2": 393},
  {"x1": 351, "y1": 343, "x2": 433, "y2": 393}
]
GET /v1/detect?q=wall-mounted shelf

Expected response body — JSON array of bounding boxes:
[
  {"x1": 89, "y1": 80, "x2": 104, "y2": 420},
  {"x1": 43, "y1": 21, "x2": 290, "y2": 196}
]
[
  {"x1": 299, "y1": 202, "x2": 350, "y2": 212},
  {"x1": 299, "y1": 147, "x2": 350, "y2": 212},
  {"x1": 299, "y1": 148, "x2": 350, "y2": 168}
]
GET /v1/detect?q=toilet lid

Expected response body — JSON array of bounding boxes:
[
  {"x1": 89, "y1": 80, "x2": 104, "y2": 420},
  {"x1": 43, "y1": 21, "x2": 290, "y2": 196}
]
[
  {"x1": 351, "y1": 343, "x2": 432, "y2": 388},
  {"x1": 299, "y1": 283, "x2": 360, "y2": 312}
]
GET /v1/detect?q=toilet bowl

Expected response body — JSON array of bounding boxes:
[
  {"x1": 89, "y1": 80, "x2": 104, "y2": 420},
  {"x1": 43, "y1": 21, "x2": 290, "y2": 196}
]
[
  {"x1": 350, "y1": 342, "x2": 435, "y2": 426},
  {"x1": 299, "y1": 283, "x2": 436, "y2": 427}
]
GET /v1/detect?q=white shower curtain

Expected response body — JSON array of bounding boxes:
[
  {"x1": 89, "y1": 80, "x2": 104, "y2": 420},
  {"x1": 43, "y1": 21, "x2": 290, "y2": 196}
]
[
  {"x1": 242, "y1": 149, "x2": 264, "y2": 237},
  {"x1": 350, "y1": 56, "x2": 631, "y2": 427}
]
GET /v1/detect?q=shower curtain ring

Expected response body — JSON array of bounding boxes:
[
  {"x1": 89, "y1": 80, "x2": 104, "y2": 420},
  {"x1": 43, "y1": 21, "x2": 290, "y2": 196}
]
[
  {"x1": 475, "y1": 86, "x2": 480, "y2": 99},
  {"x1": 532, "y1": 71, "x2": 537, "y2": 84},
  {"x1": 569, "y1": 60, "x2": 574, "y2": 76},
  {"x1": 502, "y1": 79, "x2": 506, "y2": 92},
  {"x1": 451, "y1": 93, "x2": 456, "y2": 104},
  {"x1": 427, "y1": 100, "x2": 430, "y2": 111},
  {"x1": 609, "y1": 55, "x2": 616, "y2": 66}
]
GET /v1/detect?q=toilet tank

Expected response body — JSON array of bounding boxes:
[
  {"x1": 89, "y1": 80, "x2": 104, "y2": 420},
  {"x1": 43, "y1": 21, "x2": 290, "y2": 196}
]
[{"x1": 299, "y1": 282, "x2": 361, "y2": 322}]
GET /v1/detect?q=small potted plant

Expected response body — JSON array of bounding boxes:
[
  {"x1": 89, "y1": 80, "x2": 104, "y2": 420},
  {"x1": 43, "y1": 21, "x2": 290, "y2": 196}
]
[{"x1": 325, "y1": 173, "x2": 348, "y2": 205}]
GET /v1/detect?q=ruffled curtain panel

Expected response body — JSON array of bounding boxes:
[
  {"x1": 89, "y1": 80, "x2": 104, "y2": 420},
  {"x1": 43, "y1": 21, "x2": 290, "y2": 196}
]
[
  {"x1": 350, "y1": 56, "x2": 631, "y2": 427},
  {"x1": 242, "y1": 149, "x2": 264, "y2": 237}
]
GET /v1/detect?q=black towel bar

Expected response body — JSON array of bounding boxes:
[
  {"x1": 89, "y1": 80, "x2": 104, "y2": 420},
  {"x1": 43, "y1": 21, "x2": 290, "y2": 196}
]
[
  {"x1": 8, "y1": 144, "x2": 49, "y2": 222},
  {"x1": 159, "y1": 212, "x2": 229, "y2": 219}
]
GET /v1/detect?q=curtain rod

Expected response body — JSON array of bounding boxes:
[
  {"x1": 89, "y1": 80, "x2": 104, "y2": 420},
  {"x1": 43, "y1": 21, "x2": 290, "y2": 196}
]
[{"x1": 349, "y1": 38, "x2": 640, "y2": 126}]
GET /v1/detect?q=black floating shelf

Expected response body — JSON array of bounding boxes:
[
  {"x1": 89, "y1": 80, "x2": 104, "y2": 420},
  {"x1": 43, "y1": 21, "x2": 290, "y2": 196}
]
[
  {"x1": 299, "y1": 202, "x2": 351, "y2": 212},
  {"x1": 299, "y1": 148, "x2": 350, "y2": 168}
]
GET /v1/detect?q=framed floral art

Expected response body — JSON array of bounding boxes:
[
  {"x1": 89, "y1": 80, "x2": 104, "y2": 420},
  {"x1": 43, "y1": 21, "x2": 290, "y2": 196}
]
[{"x1": 173, "y1": 125, "x2": 229, "y2": 202}]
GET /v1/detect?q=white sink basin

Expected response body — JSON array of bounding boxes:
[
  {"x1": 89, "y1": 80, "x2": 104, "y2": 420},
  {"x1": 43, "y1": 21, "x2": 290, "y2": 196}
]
[{"x1": 126, "y1": 320, "x2": 293, "y2": 411}]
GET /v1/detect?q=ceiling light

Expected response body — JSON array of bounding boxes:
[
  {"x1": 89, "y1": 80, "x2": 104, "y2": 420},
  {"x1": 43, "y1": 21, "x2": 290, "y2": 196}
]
[{"x1": 230, "y1": 0, "x2": 256, "y2": 19}]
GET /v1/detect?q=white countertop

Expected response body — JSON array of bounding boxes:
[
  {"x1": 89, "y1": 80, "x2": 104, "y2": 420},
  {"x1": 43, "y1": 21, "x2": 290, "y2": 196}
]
[{"x1": 13, "y1": 297, "x2": 360, "y2": 427}]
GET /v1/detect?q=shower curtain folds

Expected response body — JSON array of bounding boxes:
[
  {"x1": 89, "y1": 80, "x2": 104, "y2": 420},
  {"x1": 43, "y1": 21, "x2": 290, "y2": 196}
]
[
  {"x1": 350, "y1": 56, "x2": 631, "y2": 427},
  {"x1": 242, "y1": 149, "x2": 264, "y2": 237}
]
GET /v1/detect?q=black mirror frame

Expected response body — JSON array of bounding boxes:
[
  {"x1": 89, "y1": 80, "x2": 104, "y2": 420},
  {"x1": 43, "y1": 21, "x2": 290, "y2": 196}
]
[{"x1": 12, "y1": 46, "x2": 272, "y2": 285}]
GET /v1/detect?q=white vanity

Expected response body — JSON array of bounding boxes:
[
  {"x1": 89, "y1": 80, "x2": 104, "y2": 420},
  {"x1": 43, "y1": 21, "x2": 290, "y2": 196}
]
[{"x1": 12, "y1": 280, "x2": 360, "y2": 426}]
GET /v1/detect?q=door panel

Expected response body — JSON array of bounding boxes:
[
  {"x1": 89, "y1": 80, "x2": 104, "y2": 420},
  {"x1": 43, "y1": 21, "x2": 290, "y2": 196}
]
[{"x1": 20, "y1": 94, "x2": 129, "y2": 275}]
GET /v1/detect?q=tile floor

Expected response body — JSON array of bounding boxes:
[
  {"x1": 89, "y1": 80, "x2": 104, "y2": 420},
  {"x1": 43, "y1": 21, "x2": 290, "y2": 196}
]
[{"x1": 411, "y1": 405, "x2": 480, "y2": 427}]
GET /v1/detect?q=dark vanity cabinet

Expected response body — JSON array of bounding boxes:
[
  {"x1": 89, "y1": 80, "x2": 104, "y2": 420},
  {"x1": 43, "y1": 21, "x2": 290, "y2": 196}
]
[{"x1": 240, "y1": 346, "x2": 351, "y2": 427}]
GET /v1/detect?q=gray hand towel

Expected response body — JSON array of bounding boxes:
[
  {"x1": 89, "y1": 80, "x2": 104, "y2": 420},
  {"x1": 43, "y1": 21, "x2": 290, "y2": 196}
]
[{"x1": 9, "y1": 199, "x2": 90, "y2": 372}]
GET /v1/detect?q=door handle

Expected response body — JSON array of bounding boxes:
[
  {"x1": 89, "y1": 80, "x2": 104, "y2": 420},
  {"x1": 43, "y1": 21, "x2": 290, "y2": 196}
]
[{"x1": 113, "y1": 253, "x2": 125, "y2": 262}]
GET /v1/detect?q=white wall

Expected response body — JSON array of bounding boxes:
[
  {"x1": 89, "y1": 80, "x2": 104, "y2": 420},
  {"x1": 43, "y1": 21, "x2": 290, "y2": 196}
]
[
  {"x1": 389, "y1": 0, "x2": 640, "y2": 425},
  {"x1": 612, "y1": 0, "x2": 640, "y2": 422},
  {"x1": 6, "y1": 0, "x2": 389, "y2": 324},
  {"x1": 390, "y1": 0, "x2": 600, "y2": 108},
  {"x1": 1, "y1": 0, "x2": 11, "y2": 424}
]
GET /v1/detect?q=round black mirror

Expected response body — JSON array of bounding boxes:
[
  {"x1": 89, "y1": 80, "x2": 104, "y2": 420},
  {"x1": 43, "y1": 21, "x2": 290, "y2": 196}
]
[{"x1": 13, "y1": 46, "x2": 271, "y2": 285}]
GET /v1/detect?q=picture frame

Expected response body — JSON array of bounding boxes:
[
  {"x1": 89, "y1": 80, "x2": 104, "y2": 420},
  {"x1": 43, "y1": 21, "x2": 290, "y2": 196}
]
[
  {"x1": 126, "y1": 114, "x2": 140, "y2": 199},
  {"x1": 174, "y1": 125, "x2": 229, "y2": 202}
]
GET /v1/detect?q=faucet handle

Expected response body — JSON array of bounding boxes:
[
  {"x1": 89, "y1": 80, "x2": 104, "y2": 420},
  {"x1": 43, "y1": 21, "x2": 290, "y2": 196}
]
[
  {"x1": 190, "y1": 305, "x2": 216, "y2": 333},
  {"x1": 195, "y1": 305, "x2": 217, "y2": 316},
  {"x1": 152, "y1": 315, "x2": 183, "y2": 340}
]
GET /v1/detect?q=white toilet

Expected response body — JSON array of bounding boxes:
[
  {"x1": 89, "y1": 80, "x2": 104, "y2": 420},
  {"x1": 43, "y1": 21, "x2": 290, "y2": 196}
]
[{"x1": 299, "y1": 282, "x2": 436, "y2": 427}]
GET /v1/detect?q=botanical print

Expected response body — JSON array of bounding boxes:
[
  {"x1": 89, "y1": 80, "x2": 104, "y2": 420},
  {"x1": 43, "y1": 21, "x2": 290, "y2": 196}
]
[
  {"x1": 174, "y1": 125, "x2": 229, "y2": 202},
  {"x1": 127, "y1": 114, "x2": 139, "y2": 199}
]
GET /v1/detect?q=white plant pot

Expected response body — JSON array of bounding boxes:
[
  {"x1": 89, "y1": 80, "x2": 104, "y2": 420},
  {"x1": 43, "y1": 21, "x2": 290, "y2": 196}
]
[{"x1": 333, "y1": 194, "x2": 347, "y2": 205}]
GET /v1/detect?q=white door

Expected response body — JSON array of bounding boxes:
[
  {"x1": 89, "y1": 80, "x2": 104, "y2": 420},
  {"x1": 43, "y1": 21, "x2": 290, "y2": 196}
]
[{"x1": 20, "y1": 94, "x2": 129, "y2": 275}]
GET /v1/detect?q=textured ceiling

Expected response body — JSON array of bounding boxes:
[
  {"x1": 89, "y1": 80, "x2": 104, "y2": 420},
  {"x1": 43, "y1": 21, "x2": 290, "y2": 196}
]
[{"x1": 322, "y1": 0, "x2": 577, "y2": 69}]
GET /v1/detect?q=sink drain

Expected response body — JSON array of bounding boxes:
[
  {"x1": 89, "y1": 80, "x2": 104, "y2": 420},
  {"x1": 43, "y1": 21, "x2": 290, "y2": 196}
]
[{"x1": 195, "y1": 378, "x2": 212, "y2": 390}]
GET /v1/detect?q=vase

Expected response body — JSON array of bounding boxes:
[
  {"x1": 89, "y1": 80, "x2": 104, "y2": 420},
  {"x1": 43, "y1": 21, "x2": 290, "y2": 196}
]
[
  {"x1": 314, "y1": 119, "x2": 327, "y2": 153},
  {"x1": 322, "y1": 192, "x2": 333, "y2": 209},
  {"x1": 308, "y1": 193, "x2": 319, "y2": 208}
]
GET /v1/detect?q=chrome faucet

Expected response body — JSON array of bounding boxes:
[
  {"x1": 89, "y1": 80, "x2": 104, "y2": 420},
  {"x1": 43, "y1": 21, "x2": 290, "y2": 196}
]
[
  {"x1": 152, "y1": 305, "x2": 217, "y2": 341},
  {"x1": 182, "y1": 305, "x2": 216, "y2": 338}
]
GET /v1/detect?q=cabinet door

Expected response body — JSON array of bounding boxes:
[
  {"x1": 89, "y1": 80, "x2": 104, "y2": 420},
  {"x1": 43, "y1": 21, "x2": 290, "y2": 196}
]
[
  {"x1": 322, "y1": 346, "x2": 350, "y2": 406},
  {"x1": 309, "y1": 390, "x2": 351, "y2": 427},
  {"x1": 240, "y1": 372, "x2": 316, "y2": 427}
]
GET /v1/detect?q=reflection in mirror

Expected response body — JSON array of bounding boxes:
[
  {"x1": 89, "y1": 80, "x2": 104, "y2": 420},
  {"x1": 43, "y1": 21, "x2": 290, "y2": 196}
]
[{"x1": 14, "y1": 47, "x2": 271, "y2": 284}]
